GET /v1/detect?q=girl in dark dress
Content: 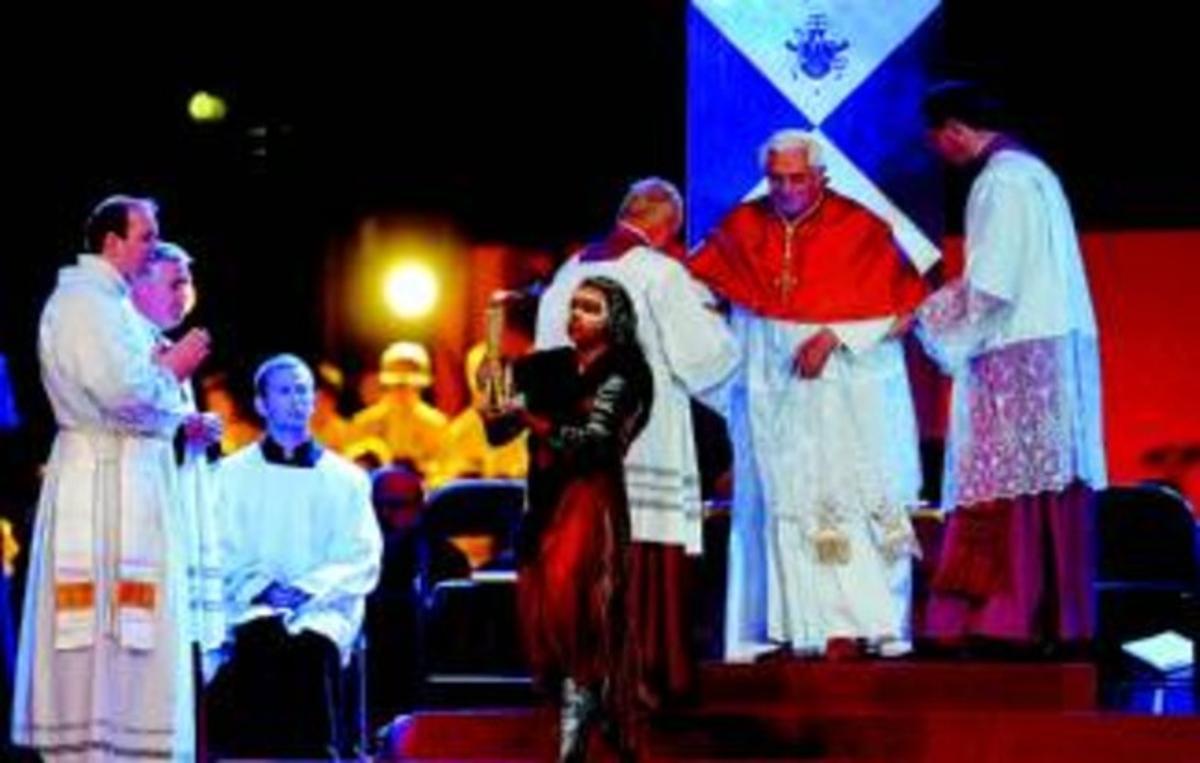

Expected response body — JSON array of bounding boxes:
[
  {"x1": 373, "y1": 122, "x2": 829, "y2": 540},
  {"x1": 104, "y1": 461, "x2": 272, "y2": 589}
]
[{"x1": 485, "y1": 276, "x2": 652, "y2": 761}]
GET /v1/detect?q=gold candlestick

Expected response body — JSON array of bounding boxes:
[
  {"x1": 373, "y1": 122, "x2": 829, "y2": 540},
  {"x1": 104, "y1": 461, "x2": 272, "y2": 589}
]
[{"x1": 481, "y1": 292, "x2": 514, "y2": 414}]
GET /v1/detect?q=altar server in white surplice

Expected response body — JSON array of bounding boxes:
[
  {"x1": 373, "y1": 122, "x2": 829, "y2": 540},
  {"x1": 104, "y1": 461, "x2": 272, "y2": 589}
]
[{"x1": 208, "y1": 354, "x2": 381, "y2": 760}]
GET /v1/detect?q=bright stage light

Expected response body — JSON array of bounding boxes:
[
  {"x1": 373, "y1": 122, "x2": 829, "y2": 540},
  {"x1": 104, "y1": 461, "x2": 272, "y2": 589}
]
[
  {"x1": 188, "y1": 91, "x2": 228, "y2": 123},
  {"x1": 383, "y1": 262, "x2": 439, "y2": 319}
]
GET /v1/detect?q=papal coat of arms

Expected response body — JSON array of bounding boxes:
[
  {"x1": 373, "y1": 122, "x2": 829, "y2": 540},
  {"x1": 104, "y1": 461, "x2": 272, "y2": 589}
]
[{"x1": 786, "y1": 13, "x2": 850, "y2": 81}]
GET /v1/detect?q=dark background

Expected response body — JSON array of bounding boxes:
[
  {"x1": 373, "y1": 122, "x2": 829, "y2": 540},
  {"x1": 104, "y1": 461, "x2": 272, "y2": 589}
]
[{"x1": 2, "y1": 2, "x2": 1197, "y2": 447}]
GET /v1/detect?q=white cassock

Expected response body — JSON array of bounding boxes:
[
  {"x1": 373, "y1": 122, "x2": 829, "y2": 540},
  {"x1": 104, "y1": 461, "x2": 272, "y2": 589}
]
[
  {"x1": 134, "y1": 316, "x2": 228, "y2": 681},
  {"x1": 917, "y1": 146, "x2": 1106, "y2": 510},
  {"x1": 175, "y1": 383, "x2": 227, "y2": 679},
  {"x1": 724, "y1": 310, "x2": 922, "y2": 658},
  {"x1": 535, "y1": 246, "x2": 740, "y2": 554},
  {"x1": 13, "y1": 255, "x2": 195, "y2": 762},
  {"x1": 214, "y1": 443, "x2": 382, "y2": 665},
  {"x1": 915, "y1": 146, "x2": 1106, "y2": 643}
]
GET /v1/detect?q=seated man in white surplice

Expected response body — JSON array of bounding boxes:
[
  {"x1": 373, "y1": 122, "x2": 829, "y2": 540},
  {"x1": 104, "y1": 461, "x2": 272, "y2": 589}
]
[{"x1": 208, "y1": 354, "x2": 382, "y2": 759}]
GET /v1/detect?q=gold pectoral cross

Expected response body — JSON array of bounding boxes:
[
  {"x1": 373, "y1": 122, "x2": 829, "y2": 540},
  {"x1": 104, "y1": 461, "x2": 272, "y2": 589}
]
[
  {"x1": 776, "y1": 268, "x2": 798, "y2": 301},
  {"x1": 777, "y1": 220, "x2": 799, "y2": 301}
]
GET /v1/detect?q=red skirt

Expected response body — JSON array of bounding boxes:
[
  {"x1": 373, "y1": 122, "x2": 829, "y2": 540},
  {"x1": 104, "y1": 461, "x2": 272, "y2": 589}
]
[{"x1": 518, "y1": 473, "x2": 636, "y2": 727}]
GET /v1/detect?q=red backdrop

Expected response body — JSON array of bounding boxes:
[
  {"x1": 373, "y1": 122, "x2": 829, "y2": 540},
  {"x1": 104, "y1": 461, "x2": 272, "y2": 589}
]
[{"x1": 928, "y1": 231, "x2": 1200, "y2": 512}]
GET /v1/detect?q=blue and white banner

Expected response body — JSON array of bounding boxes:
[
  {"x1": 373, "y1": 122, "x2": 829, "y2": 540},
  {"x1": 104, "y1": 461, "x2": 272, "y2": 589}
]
[{"x1": 687, "y1": 0, "x2": 943, "y2": 272}]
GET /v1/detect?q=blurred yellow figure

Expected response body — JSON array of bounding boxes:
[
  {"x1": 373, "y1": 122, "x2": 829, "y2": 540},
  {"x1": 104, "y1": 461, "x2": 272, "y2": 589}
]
[
  {"x1": 342, "y1": 436, "x2": 394, "y2": 473},
  {"x1": 349, "y1": 341, "x2": 448, "y2": 477},
  {"x1": 200, "y1": 372, "x2": 261, "y2": 454},
  {"x1": 428, "y1": 342, "x2": 528, "y2": 487},
  {"x1": 1, "y1": 517, "x2": 19, "y2": 575},
  {"x1": 311, "y1": 362, "x2": 353, "y2": 452}
]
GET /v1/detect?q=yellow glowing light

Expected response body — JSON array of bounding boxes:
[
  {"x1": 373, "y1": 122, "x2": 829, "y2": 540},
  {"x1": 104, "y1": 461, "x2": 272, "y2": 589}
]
[
  {"x1": 384, "y1": 262, "x2": 439, "y2": 319},
  {"x1": 188, "y1": 91, "x2": 228, "y2": 123}
]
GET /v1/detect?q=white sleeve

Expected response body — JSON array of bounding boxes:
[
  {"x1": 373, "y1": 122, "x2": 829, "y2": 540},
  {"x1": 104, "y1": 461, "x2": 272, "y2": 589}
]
[
  {"x1": 46, "y1": 289, "x2": 186, "y2": 434},
  {"x1": 291, "y1": 469, "x2": 383, "y2": 605},
  {"x1": 965, "y1": 170, "x2": 1041, "y2": 303},
  {"x1": 290, "y1": 468, "x2": 383, "y2": 658},
  {"x1": 913, "y1": 170, "x2": 1039, "y2": 372},
  {"x1": 213, "y1": 463, "x2": 273, "y2": 612},
  {"x1": 916, "y1": 278, "x2": 1011, "y2": 372},
  {"x1": 645, "y1": 262, "x2": 740, "y2": 395}
]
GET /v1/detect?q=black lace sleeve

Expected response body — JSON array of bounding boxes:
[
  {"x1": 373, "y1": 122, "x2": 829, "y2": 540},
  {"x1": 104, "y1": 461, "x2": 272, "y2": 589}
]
[{"x1": 549, "y1": 361, "x2": 651, "y2": 462}]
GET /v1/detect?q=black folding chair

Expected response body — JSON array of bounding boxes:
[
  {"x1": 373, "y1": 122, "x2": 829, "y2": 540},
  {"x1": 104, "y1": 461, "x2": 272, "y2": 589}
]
[
  {"x1": 1095, "y1": 482, "x2": 1200, "y2": 711},
  {"x1": 414, "y1": 479, "x2": 530, "y2": 705}
]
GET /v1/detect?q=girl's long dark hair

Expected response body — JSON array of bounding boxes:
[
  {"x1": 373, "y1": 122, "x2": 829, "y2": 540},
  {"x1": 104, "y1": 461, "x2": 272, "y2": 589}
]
[
  {"x1": 577, "y1": 275, "x2": 653, "y2": 442},
  {"x1": 579, "y1": 275, "x2": 638, "y2": 351}
]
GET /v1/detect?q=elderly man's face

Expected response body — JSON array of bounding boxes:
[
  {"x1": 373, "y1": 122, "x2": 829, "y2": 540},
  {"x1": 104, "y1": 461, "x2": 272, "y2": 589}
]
[
  {"x1": 766, "y1": 148, "x2": 826, "y2": 220},
  {"x1": 131, "y1": 259, "x2": 195, "y2": 331},
  {"x1": 108, "y1": 205, "x2": 160, "y2": 279}
]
